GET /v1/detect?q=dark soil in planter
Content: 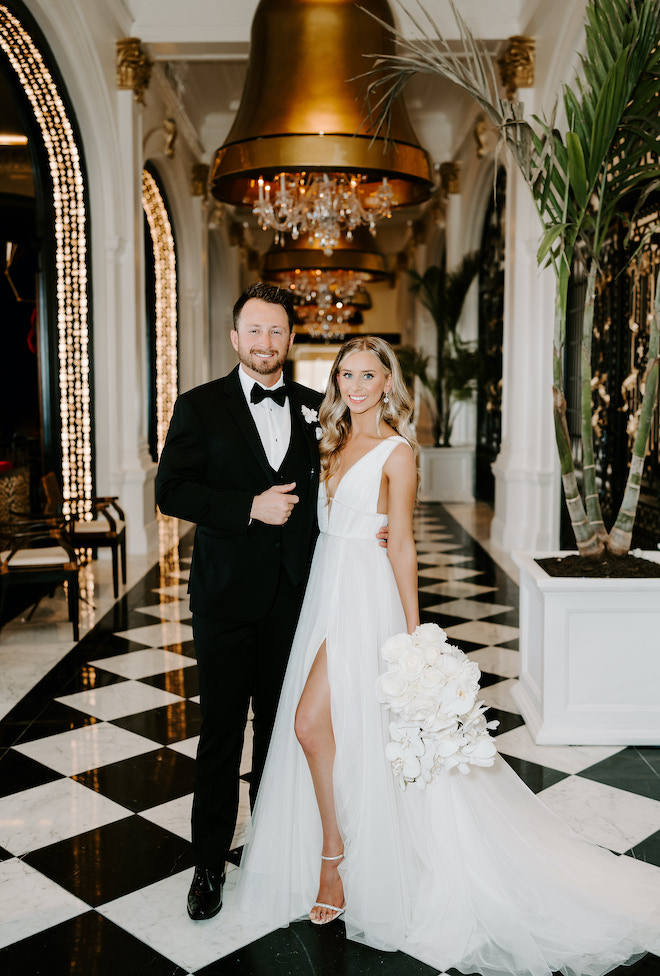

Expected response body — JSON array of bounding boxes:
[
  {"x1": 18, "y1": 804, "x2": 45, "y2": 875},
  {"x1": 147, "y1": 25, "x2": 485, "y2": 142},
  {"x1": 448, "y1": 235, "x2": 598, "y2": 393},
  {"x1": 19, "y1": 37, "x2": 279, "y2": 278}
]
[{"x1": 537, "y1": 552, "x2": 660, "y2": 579}]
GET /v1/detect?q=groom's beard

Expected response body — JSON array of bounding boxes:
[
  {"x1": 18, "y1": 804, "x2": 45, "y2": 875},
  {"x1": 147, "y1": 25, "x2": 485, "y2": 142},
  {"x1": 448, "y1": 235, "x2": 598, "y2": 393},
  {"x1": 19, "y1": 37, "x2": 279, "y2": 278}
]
[{"x1": 236, "y1": 343, "x2": 289, "y2": 377}]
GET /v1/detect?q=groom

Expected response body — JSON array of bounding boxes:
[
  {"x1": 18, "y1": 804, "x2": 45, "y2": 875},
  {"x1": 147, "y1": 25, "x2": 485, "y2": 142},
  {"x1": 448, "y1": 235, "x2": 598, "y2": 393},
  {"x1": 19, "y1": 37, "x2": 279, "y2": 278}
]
[{"x1": 156, "y1": 282, "x2": 323, "y2": 920}]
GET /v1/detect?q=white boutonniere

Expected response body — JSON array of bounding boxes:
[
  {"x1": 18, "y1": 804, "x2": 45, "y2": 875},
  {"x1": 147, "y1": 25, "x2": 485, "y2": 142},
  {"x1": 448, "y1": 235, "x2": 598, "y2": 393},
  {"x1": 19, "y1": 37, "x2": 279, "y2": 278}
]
[{"x1": 301, "y1": 405, "x2": 322, "y2": 441}]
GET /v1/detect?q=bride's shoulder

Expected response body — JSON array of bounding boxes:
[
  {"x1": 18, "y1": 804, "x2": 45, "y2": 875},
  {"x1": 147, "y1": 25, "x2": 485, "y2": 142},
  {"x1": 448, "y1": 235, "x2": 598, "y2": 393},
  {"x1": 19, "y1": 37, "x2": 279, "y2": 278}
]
[{"x1": 384, "y1": 436, "x2": 416, "y2": 470}]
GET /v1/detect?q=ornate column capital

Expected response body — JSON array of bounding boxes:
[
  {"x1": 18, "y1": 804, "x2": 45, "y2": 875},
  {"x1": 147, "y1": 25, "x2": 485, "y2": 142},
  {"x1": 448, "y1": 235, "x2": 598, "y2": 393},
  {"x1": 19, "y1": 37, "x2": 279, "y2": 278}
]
[
  {"x1": 116, "y1": 37, "x2": 152, "y2": 104},
  {"x1": 497, "y1": 35, "x2": 535, "y2": 101},
  {"x1": 439, "y1": 161, "x2": 461, "y2": 195}
]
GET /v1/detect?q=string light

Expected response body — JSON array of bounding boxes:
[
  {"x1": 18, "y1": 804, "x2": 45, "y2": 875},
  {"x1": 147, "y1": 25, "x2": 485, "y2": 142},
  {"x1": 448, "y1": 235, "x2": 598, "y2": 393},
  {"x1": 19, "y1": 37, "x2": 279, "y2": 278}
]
[
  {"x1": 142, "y1": 170, "x2": 178, "y2": 458},
  {"x1": 0, "y1": 6, "x2": 91, "y2": 518}
]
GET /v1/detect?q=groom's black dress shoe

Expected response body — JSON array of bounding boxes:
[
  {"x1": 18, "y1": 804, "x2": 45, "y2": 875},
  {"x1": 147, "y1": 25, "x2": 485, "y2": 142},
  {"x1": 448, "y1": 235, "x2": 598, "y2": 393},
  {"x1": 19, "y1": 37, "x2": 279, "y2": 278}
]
[{"x1": 187, "y1": 866, "x2": 225, "y2": 920}]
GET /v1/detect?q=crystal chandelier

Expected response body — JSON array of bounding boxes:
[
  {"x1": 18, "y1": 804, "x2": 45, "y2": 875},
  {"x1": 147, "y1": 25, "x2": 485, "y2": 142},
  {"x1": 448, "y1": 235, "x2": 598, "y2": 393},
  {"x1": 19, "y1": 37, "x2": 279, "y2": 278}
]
[
  {"x1": 284, "y1": 271, "x2": 372, "y2": 340},
  {"x1": 253, "y1": 172, "x2": 394, "y2": 250}
]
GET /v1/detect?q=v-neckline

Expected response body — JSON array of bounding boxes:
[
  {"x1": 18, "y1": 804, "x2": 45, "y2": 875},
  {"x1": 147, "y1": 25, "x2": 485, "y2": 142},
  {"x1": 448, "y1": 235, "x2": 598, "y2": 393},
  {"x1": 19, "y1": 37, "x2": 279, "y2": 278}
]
[{"x1": 325, "y1": 436, "x2": 399, "y2": 505}]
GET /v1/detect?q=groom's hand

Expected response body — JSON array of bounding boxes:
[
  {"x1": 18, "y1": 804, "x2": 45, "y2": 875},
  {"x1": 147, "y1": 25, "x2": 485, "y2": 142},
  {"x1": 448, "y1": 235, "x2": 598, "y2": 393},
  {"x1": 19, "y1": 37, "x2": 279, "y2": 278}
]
[
  {"x1": 377, "y1": 525, "x2": 389, "y2": 549},
  {"x1": 250, "y1": 483, "x2": 299, "y2": 525}
]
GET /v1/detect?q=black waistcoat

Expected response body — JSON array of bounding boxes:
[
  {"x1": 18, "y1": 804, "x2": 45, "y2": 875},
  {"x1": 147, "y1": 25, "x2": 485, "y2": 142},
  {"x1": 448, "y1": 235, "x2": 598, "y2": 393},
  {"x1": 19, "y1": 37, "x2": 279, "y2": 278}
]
[{"x1": 272, "y1": 403, "x2": 317, "y2": 585}]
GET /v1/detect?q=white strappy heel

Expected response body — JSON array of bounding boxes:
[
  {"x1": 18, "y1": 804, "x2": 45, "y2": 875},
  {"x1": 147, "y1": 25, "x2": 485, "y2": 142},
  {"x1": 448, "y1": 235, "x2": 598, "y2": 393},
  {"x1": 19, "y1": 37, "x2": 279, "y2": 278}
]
[{"x1": 309, "y1": 852, "x2": 346, "y2": 925}]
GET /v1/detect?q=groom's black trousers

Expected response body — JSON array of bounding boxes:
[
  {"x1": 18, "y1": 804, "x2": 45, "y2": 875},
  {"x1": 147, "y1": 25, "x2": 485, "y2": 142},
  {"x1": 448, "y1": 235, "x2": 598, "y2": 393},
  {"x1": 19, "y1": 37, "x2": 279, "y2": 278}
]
[{"x1": 191, "y1": 568, "x2": 306, "y2": 872}]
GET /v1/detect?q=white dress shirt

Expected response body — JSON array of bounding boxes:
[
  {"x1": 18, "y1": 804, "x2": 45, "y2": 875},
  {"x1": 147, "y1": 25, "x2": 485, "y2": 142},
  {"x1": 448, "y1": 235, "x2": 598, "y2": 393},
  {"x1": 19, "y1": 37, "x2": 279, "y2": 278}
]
[{"x1": 238, "y1": 365, "x2": 291, "y2": 471}]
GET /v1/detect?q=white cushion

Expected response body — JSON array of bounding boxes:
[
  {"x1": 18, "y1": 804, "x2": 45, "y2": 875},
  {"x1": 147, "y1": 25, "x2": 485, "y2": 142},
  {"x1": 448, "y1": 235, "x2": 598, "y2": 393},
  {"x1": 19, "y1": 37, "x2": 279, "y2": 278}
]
[
  {"x1": 72, "y1": 519, "x2": 125, "y2": 535},
  {"x1": 1, "y1": 546, "x2": 72, "y2": 567}
]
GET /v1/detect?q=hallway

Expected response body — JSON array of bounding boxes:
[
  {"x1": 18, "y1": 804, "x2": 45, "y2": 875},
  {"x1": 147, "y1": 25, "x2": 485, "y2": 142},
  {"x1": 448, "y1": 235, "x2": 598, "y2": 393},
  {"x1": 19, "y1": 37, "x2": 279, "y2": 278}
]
[{"x1": 1, "y1": 505, "x2": 659, "y2": 975}]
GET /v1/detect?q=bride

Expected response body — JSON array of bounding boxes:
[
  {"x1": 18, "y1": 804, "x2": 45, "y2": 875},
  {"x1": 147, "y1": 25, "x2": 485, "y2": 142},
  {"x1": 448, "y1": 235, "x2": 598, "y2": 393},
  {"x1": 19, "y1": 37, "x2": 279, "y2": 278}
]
[{"x1": 237, "y1": 337, "x2": 660, "y2": 976}]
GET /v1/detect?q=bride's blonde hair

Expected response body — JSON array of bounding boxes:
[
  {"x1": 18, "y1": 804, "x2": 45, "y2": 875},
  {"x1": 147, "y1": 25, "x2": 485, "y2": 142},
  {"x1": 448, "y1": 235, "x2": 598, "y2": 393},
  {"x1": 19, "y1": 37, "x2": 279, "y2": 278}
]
[{"x1": 319, "y1": 336, "x2": 418, "y2": 481}]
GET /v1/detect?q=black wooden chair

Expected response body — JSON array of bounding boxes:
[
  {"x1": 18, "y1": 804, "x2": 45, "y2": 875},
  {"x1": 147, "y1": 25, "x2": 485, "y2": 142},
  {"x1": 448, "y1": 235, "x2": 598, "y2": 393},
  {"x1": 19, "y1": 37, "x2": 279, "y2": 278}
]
[
  {"x1": 0, "y1": 522, "x2": 80, "y2": 640},
  {"x1": 41, "y1": 473, "x2": 127, "y2": 599}
]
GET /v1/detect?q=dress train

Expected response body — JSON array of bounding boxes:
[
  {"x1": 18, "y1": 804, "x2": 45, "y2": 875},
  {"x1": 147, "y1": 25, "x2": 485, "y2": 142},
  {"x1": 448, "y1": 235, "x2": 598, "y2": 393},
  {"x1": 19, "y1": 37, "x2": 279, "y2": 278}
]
[{"x1": 237, "y1": 437, "x2": 660, "y2": 976}]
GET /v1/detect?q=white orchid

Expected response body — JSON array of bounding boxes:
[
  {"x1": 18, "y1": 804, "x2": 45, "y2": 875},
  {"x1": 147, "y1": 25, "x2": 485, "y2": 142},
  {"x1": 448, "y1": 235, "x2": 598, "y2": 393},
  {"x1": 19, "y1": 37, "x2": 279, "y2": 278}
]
[{"x1": 378, "y1": 623, "x2": 498, "y2": 786}]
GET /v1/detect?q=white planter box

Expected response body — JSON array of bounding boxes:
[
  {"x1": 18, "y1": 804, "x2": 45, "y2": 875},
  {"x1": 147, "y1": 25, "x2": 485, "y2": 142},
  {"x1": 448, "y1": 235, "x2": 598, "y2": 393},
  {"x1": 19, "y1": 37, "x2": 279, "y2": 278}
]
[
  {"x1": 419, "y1": 446, "x2": 474, "y2": 503},
  {"x1": 512, "y1": 550, "x2": 660, "y2": 745}
]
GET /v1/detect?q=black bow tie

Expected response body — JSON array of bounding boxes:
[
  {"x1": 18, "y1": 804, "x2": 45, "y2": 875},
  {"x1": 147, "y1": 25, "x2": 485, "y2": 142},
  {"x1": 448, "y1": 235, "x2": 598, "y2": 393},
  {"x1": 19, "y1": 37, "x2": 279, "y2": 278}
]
[{"x1": 250, "y1": 383, "x2": 287, "y2": 407}]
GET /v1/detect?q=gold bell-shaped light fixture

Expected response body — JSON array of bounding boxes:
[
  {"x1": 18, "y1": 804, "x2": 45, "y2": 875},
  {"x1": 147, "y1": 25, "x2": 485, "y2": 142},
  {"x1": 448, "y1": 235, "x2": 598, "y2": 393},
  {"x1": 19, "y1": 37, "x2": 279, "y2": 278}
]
[
  {"x1": 210, "y1": 0, "x2": 434, "y2": 248},
  {"x1": 262, "y1": 225, "x2": 386, "y2": 339},
  {"x1": 262, "y1": 224, "x2": 388, "y2": 281}
]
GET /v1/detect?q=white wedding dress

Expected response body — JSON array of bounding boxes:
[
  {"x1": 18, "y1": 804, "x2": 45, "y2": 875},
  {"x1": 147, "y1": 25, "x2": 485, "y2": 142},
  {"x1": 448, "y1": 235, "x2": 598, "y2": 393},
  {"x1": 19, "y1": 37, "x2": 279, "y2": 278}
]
[{"x1": 237, "y1": 436, "x2": 660, "y2": 976}]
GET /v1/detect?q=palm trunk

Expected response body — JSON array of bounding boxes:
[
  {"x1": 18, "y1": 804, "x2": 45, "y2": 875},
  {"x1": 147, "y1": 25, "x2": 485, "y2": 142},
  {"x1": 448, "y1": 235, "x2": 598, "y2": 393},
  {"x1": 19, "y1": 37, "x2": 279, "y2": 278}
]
[
  {"x1": 608, "y1": 270, "x2": 660, "y2": 555},
  {"x1": 580, "y1": 263, "x2": 607, "y2": 541},
  {"x1": 552, "y1": 264, "x2": 603, "y2": 556}
]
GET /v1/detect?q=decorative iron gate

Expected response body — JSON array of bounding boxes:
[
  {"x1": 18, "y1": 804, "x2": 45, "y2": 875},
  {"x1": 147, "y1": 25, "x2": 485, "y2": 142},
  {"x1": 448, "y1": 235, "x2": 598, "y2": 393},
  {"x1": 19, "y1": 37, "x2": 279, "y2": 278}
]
[{"x1": 562, "y1": 202, "x2": 660, "y2": 550}]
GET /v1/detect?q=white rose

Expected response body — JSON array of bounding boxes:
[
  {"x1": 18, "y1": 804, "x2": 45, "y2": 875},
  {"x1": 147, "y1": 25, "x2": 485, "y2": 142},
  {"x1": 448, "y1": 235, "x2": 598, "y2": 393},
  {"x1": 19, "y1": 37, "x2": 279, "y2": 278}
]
[
  {"x1": 399, "y1": 650, "x2": 426, "y2": 680},
  {"x1": 418, "y1": 668, "x2": 446, "y2": 694},
  {"x1": 381, "y1": 632, "x2": 414, "y2": 663},
  {"x1": 414, "y1": 623, "x2": 447, "y2": 647},
  {"x1": 437, "y1": 653, "x2": 460, "y2": 678},
  {"x1": 422, "y1": 643, "x2": 440, "y2": 665},
  {"x1": 376, "y1": 669, "x2": 410, "y2": 702}
]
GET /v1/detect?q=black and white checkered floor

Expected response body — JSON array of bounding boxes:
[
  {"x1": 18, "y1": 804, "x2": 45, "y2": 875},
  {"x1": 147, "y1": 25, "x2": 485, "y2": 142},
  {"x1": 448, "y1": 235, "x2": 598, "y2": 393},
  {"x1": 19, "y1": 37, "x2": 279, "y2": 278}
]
[{"x1": 1, "y1": 504, "x2": 659, "y2": 976}]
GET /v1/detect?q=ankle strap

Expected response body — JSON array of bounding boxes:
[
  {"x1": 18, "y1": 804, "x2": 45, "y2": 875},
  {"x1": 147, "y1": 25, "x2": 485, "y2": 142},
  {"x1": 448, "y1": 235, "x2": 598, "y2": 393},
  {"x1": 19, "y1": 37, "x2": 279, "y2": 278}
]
[{"x1": 321, "y1": 852, "x2": 344, "y2": 861}]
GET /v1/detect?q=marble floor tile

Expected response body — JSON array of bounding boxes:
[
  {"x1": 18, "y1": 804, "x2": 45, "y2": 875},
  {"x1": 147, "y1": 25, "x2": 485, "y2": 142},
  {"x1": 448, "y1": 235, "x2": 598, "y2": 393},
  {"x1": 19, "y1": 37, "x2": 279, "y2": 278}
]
[
  {"x1": 13, "y1": 721, "x2": 158, "y2": 776},
  {"x1": 99, "y1": 868, "x2": 275, "y2": 973},
  {"x1": 418, "y1": 581, "x2": 497, "y2": 600},
  {"x1": 537, "y1": 776, "x2": 660, "y2": 854},
  {"x1": 140, "y1": 794, "x2": 193, "y2": 842},
  {"x1": 135, "y1": 601, "x2": 193, "y2": 622},
  {"x1": 415, "y1": 542, "x2": 463, "y2": 553},
  {"x1": 433, "y1": 598, "x2": 514, "y2": 620},
  {"x1": 0, "y1": 911, "x2": 192, "y2": 976},
  {"x1": 0, "y1": 857, "x2": 88, "y2": 949},
  {"x1": 495, "y1": 725, "x2": 625, "y2": 775},
  {"x1": 73, "y1": 746, "x2": 195, "y2": 813},
  {"x1": 467, "y1": 646, "x2": 521, "y2": 679},
  {"x1": 0, "y1": 642, "x2": 75, "y2": 722},
  {"x1": 114, "y1": 621, "x2": 194, "y2": 648},
  {"x1": 416, "y1": 566, "x2": 483, "y2": 582},
  {"x1": 476, "y1": 677, "x2": 520, "y2": 715},
  {"x1": 443, "y1": 620, "x2": 520, "y2": 646},
  {"x1": 56, "y1": 679, "x2": 184, "y2": 721},
  {"x1": 112, "y1": 697, "x2": 200, "y2": 745},
  {"x1": 232, "y1": 779, "x2": 251, "y2": 849},
  {"x1": 241, "y1": 721, "x2": 254, "y2": 776},
  {"x1": 417, "y1": 552, "x2": 474, "y2": 566},
  {"x1": 579, "y1": 747, "x2": 660, "y2": 803},
  {"x1": 151, "y1": 583, "x2": 190, "y2": 599},
  {"x1": 413, "y1": 533, "x2": 454, "y2": 543},
  {"x1": 0, "y1": 777, "x2": 129, "y2": 855},
  {"x1": 168, "y1": 735, "x2": 199, "y2": 760},
  {"x1": 89, "y1": 648, "x2": 196, "y2": 679}
]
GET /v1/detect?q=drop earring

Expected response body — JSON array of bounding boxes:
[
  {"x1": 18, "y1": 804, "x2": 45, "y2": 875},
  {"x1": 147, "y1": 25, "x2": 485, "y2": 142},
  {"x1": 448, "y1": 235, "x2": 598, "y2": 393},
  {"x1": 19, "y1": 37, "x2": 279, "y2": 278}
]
[{"x1": 383, "y1": 392, "x2": 390, "y2": 404}]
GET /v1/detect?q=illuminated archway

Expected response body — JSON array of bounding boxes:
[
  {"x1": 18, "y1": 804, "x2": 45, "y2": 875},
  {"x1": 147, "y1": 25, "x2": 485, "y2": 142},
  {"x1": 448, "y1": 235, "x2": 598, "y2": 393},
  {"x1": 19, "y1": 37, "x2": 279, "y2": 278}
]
[{"x1": 0, "y1": 4, "x2": 92, "y2": 516}]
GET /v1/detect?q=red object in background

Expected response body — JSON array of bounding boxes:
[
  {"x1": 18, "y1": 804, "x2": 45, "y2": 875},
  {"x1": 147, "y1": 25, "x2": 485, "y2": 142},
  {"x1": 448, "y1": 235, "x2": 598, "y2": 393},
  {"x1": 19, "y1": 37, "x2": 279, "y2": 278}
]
[
  {"x1": 27, "y1": 307, "x2": 37, "y2": 354},
  {"x1": 0, "y1": 461, "x2": 13, "y2": 472}
]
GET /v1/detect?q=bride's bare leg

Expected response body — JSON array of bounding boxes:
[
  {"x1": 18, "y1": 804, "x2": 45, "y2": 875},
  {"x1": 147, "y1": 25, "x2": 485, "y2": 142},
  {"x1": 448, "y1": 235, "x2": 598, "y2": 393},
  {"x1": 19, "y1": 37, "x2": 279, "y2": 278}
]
[{"x1": 295, "y1": 642, "x2": 345, "y2": 923}]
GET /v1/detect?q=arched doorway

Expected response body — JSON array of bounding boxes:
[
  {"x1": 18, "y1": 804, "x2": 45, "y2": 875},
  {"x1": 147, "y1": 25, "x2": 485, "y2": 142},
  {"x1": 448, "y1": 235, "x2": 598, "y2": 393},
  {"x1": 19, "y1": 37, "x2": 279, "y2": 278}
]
[{"x1": 0, "y1": 3, "x2": 92, "y2": 517}]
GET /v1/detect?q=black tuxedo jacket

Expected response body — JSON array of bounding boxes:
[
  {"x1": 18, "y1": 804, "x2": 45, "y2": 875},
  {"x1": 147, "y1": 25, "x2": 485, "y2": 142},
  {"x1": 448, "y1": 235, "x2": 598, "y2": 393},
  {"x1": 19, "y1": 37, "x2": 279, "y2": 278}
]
[{"x1": 155, "y1": 366, "x2": 323, "y2": 622}]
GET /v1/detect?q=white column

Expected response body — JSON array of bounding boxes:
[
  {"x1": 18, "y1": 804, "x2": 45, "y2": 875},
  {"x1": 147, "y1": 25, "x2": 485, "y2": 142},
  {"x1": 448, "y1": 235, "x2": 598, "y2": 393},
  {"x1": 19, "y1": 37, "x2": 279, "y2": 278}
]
[
  {"x1": 110, "y1": 89, "x2": 158, "y2": 555},
  {"x1": 490, "y1": 143, "x2": 561, "y2": 553}
]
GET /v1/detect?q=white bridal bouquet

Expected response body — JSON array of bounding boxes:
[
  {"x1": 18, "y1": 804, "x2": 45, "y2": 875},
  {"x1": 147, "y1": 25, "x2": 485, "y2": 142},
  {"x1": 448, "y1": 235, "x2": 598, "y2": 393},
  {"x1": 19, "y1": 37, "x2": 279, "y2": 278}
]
[{"x1": 376, "y1": 623, "x2": 498, "y2": 789}]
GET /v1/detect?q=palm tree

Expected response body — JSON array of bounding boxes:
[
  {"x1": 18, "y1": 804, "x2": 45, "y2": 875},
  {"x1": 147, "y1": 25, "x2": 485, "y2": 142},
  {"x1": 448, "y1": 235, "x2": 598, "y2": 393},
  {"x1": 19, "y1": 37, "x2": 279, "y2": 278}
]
[
  {"x1": 364, "y1": 0, "x2": 660, "y2": 558},
  {"x1": 408, "y1": 253, "x2": 482, "y2": 446}
]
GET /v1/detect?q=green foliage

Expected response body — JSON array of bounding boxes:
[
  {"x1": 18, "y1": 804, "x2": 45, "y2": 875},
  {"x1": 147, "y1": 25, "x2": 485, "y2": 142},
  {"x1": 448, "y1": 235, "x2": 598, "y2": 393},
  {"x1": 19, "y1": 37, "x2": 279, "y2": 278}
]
[
  {"x1": 365, "y1": 0, "x2": 660, "y2": 555},
  {"x1": 407, "y1": 253, "x2": 482, "y2": 446}
]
